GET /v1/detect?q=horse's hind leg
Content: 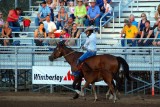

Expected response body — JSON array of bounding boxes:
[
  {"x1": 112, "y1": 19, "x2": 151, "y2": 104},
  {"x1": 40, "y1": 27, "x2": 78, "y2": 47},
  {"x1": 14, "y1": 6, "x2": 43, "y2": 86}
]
[
  {"x1": 107, "y1": 82, "x2": 117, "y2": 103},
  {"x1": 92, "y1": 83, "x2": 98, "y2": 102}
]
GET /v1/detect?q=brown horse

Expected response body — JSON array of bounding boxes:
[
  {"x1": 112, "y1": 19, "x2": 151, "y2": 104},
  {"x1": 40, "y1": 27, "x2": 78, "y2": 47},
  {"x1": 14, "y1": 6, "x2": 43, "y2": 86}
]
[{"x1": 49, "y1": 42, "x2": 131, "y2": 102}]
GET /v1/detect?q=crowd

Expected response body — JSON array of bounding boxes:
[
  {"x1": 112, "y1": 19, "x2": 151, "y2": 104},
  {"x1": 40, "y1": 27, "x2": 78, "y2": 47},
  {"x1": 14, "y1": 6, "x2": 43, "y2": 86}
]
[{"x1": 0, "y1": 0, "x2": 160, "y2": 47}]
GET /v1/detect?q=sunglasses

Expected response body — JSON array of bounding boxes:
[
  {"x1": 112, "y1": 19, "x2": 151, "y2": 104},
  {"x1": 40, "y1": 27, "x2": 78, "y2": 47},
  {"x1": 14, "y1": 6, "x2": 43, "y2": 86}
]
[{"x1": 141, "y1": 16, "x2": 145, "y2": 17}]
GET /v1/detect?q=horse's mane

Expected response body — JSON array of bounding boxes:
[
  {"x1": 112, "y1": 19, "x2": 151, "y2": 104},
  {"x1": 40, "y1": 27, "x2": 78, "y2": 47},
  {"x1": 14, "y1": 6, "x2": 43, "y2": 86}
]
[{"x1": 63, "y1": 45, "x2": 83, "y2": 55}]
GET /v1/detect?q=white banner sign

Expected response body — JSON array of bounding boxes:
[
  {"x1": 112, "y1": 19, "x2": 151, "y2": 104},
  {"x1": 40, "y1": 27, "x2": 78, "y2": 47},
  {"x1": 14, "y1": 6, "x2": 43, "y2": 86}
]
[{"x1": 32, "y1": 66, "x2": 107, "y2": 85}]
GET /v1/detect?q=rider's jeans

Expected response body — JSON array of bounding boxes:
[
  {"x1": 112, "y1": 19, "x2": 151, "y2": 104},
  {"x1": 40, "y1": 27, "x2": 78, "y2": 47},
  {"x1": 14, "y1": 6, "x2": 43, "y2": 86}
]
[{"x1": 79, "y1": 50, "x2": 96, "y2": 62}]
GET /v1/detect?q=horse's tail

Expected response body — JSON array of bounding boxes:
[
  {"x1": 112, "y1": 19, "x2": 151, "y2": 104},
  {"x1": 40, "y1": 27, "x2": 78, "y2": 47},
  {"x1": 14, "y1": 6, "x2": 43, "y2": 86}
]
[{"x1": 117, "y1": 57, "x2": 131, "y2": 81}]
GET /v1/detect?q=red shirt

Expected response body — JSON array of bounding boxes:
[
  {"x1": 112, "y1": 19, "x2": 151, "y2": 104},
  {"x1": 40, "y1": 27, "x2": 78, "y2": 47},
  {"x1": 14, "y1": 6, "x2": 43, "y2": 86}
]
[{"x1": 7, "y1": 10, "x2": 19, "y2": 22}]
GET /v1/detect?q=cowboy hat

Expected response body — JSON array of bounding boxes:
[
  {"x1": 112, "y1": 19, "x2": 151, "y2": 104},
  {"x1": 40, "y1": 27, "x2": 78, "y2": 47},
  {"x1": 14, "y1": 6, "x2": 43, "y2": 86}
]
[
  {"x1": 88, "y1": 0, "x2": 96, "y2": 2},
  {"x1": 40, "y1": 1, "x2": 46, "y2": 5},
  {"x1": 84, "y1": 26, "x2": 95, "y2": 32}
]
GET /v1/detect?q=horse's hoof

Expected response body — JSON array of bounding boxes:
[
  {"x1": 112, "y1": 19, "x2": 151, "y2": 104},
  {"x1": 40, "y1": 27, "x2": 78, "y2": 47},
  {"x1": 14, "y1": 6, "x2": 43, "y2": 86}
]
[
  {"x1": 80, "y1": 92, "x2": 84, "y2": 96},
  {"x1": 109, "y1": 95, "x2": 114, "y2": 100},
  {"x1": 73, "y1": 93, "x2": 79, "y2": 99},
  {"x1": 94, "y1": 99, "x2": 98, "y2": 102}
]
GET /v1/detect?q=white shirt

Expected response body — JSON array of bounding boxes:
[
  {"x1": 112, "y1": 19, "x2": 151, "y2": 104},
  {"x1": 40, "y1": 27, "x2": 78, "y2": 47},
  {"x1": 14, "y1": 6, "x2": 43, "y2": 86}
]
[
  {"x1": 84, "y1": 33, "x2": 97, "y2": 51},
  {"x1": 43, "y1": 21, "x2": 57, "y2": 33},
  {"x1": 104, "y1": 3, "x2": 112, "y2": 14}
]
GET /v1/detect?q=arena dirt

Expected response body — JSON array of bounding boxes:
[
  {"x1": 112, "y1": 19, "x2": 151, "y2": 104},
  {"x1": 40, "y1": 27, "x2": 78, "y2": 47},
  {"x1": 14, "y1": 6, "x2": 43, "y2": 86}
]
[{"x1": 0, "y1": 92, "x2": 160, "y2": 107}]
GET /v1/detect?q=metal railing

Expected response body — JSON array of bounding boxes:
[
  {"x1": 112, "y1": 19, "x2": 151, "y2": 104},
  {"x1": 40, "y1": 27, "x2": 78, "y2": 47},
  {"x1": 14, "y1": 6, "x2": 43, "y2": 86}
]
[{"x1": 0, "y1": 45, "x2": 160, "y2": 95}]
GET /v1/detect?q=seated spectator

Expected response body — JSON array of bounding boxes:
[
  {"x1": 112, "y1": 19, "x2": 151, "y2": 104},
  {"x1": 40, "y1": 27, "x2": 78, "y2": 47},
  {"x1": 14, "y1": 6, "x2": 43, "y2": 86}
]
[
  {"x1": 60, "y1": 28, "x2": 70, "y2": 44},
  {"x1": 60, "y1": 28, "x2": 70, "y2": 39},
  {"x1": 138, "y1": 13, "x2": 147, "y2": 37},
  {"x1": 153, "y1": 4, "x2": 160, "y2": 29},
  {"x1": 69, "y1": 1, "x2": 75, "y2": 19},
  {"x1": 34, "y1": 22, "x2": 47, "y2": 46},
  {"x1": 1, "y1": 22, "x2": 12, "y2": 46},
  {"x1": 46, "y1": 0, "x2": 57, "y2": 21},
  {"x1": 153, "y1": 22, "x2": 160, "y2": 46},
  {"x1": 56, "y1": 7, "x2": 68, "y2": 30},
  {"x1": 121, "y1": 19, "x2": 138, "y2": 47},
  {"x1": 85, "y1": 0, "x2": 100, "y2": 31},
  {"x1": 129, "y1": 14, "x2": 138, "y2": 27},
  {"x1": 74, "y1": 0, "x2": 87, "y2": 26},
  {"x1": 7, "y1": 7, "x2": 22, "y2": 33},
  {"x1": 43, "y1": 15, "x2": 57, "y2": 35},
  {"x1": 64, "y1": 17, "x2": 74, "y2": 34},
  {"x1": 138, "y1": 20, "x2": 154, "y2": 46},
  {"x1": 35, "y1": 1, "x2": 51, "y2": 26},
  {"x1": 66, "y1": 23, "x2": 81, "y2": 46},
  {"x1": 0, "y1": 11, "x2": 4, "y2": 32},
  {"x1": 96, "y1": 0, "x2": 104, "y2": 10},
  {"x1": 101, "y1": 0, "x2": 112, "y2": 25}
]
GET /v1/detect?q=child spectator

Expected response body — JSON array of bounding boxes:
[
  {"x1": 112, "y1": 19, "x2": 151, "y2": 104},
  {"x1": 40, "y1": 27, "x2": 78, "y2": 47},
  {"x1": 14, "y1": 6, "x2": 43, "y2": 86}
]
[{"x1": 69, "y1": 1, "x2": 75, "y2": 19}]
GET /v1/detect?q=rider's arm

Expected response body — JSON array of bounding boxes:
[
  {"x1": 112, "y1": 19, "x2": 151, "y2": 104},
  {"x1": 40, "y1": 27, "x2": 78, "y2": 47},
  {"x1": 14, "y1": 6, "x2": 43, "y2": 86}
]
[{"x1": 83, "y1": 38, "x2": 90, "y2": 48}]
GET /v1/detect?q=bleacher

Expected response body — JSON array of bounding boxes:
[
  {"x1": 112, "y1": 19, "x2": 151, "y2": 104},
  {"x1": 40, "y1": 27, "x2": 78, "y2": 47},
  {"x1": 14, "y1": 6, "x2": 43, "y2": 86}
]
[
  {"x1": 1, "y1": 0, "x2": 160, "y2": 94},
  {"x1": 1, "y1": 0, "x2": 160, "y2": 69}
]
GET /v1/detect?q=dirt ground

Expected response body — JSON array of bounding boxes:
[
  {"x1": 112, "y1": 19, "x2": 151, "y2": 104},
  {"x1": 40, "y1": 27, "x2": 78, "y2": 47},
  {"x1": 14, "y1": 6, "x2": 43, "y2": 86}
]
[{"x1": 0, "y1": 92, "x2": 160, "y2": 107}]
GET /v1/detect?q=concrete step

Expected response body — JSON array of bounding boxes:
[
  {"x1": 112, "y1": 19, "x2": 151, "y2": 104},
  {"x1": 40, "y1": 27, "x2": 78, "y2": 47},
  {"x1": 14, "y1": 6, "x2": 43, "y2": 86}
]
[
  {"x1": 97, "y1": 34, "x2": 120, "y2": 39},
  {"x1": 122, "y1": 7, "x2": 155, "y2": 12}
]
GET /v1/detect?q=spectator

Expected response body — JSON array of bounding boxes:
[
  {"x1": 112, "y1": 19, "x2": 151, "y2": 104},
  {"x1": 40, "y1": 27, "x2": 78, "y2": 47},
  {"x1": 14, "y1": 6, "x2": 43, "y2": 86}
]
[
  {"x1": 34, "y1": 22, "x2": 47, "y2": 46},
  {"x1": 69, "y1": 1, "x2": 75, "y2": 19},
  {"x1": 138, "y1": 20, "x2": 154, "y2": 46},
  {"x1": 60, "y1": 28, "x2": 70, "y2": 44},
  {"x1": 121, "y1": 19, "x2": 138, "y2": 47},
  {"x1": 129, "y1": 14, "x2": 138, "y2": 27},
  {"x1": 35, "y1": 1, "x2": 51, "y2": 26},
  {"x1": 96, "y1": 0, "x2": 104, "y2": 10},
  {"x1": 46, "y1": 0, "x2": 57, "y2": 21},
  {"x1": 101, "y1": 0, "x2": 112, "y2": 26},
  {"x1": 1, "y1": 22, "x2": 12, "y2": 46},
  {"x1": 57, "y1": 0, "x2": 68, "y2": 12},
  {"x1": 138, "y1": 13, "x2": 147, "y2": 37},
  {"x1": 43, "y1": 15, "x2": 57, "y2": 35},
  {"x1": 64, "y1": 17, "x2": 74, "y2": 34},
  {"x1": 7, "y1": 7, "x2": 22, "y2": 32},
  {"x1": 85, "y1": 0, "x2": 100, "y2": 31},
  {"x1": 56, "y1": 7, "x2": 68, "y2": 30},
  {"x1": 60, "y1": 28, "x2": 70, "y2": 39},
  {"x1": 74, "y1": 0, "x2": 87, "y2": 26},
  {"x1": 66, "y1": 23, "x2": 81, "y2": 46},
  {"x1": 0, "y1": 11, "x2": 4, "y2": 32},
  {"x1": 153, "y1": 4, "x2": 160, "y2": 29},
  {"x1": 153, "y1": 22, "x2": 160, "y2": 46}
]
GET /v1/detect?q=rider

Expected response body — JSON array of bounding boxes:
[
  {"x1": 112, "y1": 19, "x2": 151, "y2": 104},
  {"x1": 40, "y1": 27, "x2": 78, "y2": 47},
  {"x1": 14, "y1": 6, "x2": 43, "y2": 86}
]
[{"x1": 72, "y1": 26, "x2": 97, "y2": 76}]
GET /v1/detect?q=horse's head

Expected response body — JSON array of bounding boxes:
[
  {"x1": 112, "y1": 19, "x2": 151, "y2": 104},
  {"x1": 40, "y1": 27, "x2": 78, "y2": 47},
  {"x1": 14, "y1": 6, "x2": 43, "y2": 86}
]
[{"x1": 49, "y1": 41, "x2": 66, "y2": 61}]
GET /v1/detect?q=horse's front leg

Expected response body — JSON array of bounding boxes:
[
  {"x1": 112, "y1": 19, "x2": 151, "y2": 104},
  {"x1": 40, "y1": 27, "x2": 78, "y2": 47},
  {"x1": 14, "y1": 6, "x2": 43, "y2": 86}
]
[
  {"x1": 80, "y1": 82, "x2": 89, "y2": 97},
  {"x1": 73, "y1": 75, "x2": 82, "y2": 99},
  {"x1": 92, "y1": 83, "x2": 98, "y2": 102}
]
